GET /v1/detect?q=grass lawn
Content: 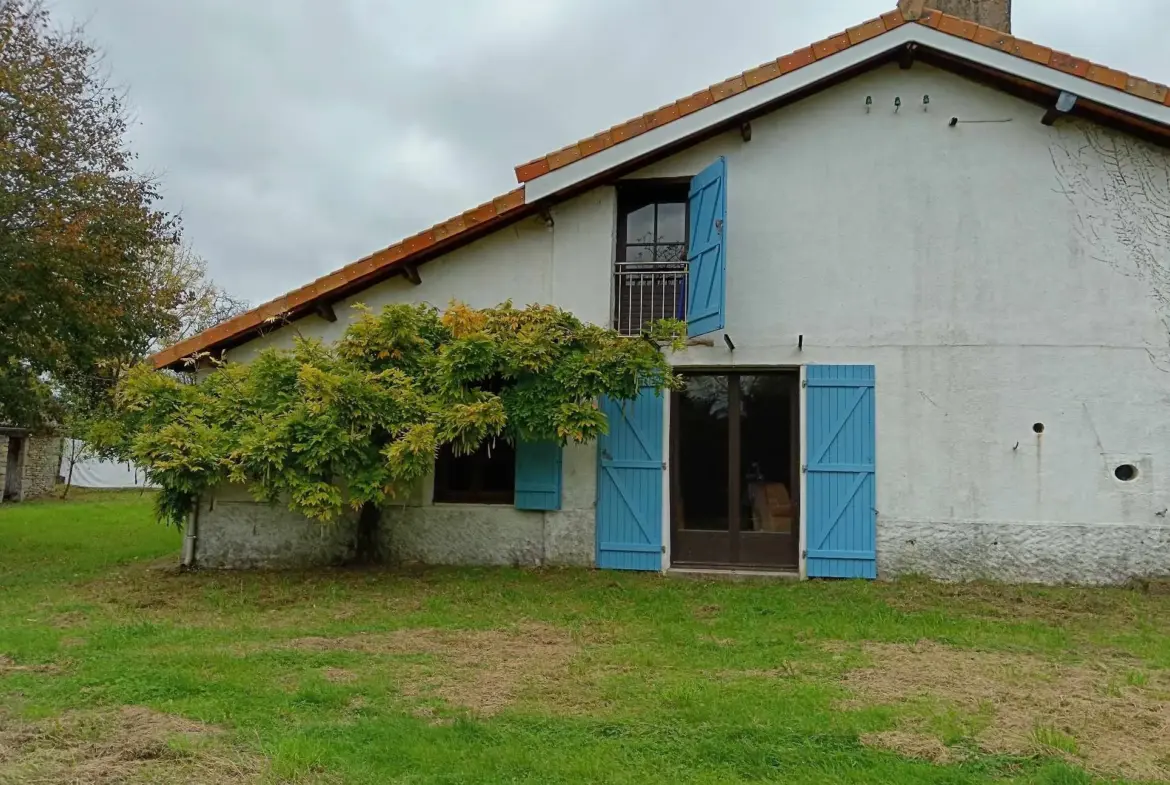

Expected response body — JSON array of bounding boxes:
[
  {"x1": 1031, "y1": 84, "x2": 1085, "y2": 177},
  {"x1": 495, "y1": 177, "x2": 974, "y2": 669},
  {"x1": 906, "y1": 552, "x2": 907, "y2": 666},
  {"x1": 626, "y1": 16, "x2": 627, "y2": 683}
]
[{"x1": 3, "y1": 493, "x2": 1170, "y2": 784}]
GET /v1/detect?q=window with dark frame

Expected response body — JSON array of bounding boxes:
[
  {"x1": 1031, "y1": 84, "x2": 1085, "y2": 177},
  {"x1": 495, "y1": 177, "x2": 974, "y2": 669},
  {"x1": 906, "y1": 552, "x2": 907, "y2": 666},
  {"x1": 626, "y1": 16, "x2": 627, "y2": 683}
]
[
  {"x1": 432, "y1": 439, "x2": 516, "y2": 505},
  {"x1": 614, "y1": 182, "x2": 689, "y2": 336}
]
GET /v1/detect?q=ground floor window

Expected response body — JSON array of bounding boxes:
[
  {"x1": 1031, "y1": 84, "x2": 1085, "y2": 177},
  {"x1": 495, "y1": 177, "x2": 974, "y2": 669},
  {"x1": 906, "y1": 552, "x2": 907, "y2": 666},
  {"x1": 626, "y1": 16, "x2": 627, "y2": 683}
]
[{"x1": 433, "y1": 440, "x2": 515, "y2": 504}]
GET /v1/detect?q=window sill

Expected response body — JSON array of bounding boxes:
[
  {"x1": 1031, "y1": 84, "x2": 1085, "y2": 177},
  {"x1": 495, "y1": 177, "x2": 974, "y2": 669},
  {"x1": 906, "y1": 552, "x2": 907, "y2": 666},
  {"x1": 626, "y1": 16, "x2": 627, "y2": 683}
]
[{"x1": 431, "y1": 499, "x2": 516, "y2": 508}]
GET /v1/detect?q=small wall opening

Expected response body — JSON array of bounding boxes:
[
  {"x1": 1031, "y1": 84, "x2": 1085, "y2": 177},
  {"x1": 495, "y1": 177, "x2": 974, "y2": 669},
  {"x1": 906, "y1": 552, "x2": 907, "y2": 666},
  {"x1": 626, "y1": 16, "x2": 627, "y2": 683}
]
[
  {"x1": 1114, "y1": 464, "x2": 1138, "y2": 482},
  {"x1": 4, "y1": 437, "x2": 24, "y2": 500},
  {"x1": 1032, "y1": 423, "x2": 1045, "y2": 434}
]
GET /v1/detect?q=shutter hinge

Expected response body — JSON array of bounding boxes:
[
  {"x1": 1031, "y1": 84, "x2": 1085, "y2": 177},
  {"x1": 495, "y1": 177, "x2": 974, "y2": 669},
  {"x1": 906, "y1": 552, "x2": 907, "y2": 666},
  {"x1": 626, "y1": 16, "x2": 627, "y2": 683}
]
[
  {"x1": 801, "y1": 464, "x2": 807, "y2": 474},
  {"x1": 801, "y1": 549, "x2": 808, "y2": 559},
  {"x1": 661, "y1": 545, "x2": 666, "y2": 554},
  {"x1": 801, "y1": 379, "x2": 807, "y2": 388},
  {"x1": 662, "y1": 461, "x2": 667, "y2": 471}
]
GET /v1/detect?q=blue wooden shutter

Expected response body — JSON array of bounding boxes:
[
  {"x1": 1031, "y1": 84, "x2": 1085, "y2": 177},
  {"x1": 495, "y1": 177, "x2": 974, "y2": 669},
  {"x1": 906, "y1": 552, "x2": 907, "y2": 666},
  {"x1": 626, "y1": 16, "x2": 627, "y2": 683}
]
[
  {"x1": 686, "y1": 157, "x2": 727, "y2": 338},
  {"x1": 596, "y1": 389, "x2": 663, "y2": 571},
  {"x1": 805, "y1": 365, "x2": 876, "y2": 579},
  {"x1": 515, "y1": 440, "x2": 562, "y2": 511}
]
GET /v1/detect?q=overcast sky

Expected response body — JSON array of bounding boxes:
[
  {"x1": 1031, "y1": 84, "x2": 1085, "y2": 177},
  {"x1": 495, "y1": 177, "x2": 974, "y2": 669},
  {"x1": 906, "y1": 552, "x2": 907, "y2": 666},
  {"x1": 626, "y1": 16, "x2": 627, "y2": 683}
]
[{"x1": 51, "y1": 0, "x2": 1170, "y2": 307}]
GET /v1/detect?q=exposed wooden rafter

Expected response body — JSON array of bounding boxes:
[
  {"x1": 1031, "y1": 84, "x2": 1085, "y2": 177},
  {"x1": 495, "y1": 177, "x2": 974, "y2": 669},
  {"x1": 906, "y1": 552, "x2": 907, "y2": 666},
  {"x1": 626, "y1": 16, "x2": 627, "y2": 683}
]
[{"x1": 314, "y1": 301, "x2": 338, "y2": 322}]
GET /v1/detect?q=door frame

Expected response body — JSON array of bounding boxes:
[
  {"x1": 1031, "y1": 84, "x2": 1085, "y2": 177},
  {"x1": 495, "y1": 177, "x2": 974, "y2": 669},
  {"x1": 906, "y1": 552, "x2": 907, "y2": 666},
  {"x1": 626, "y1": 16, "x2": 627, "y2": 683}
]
[{"x1": 663, "y1": 366, "x2": 804, "y2": 572}]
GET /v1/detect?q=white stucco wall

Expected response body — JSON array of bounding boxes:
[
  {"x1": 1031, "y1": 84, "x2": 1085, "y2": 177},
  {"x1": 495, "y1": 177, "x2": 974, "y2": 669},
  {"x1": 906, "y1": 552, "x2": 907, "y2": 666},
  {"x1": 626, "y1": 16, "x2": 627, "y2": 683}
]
[
  {"x1": 637, "y1": 62, "x2": 1170, "y2": 584},
  {"x1": 198, "y1": 60, "x2": 1170, "y2": 584}
]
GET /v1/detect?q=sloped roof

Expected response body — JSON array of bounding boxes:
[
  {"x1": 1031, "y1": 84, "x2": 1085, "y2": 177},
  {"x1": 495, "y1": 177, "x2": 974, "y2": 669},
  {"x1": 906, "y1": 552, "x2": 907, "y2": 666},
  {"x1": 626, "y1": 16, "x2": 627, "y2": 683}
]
[
  {"x1": 152, "y1": 0, "x2": 1170, "y2": 370},
  {"x1": 515, "y1": 0, "x2": 1170, "y2": 185}
]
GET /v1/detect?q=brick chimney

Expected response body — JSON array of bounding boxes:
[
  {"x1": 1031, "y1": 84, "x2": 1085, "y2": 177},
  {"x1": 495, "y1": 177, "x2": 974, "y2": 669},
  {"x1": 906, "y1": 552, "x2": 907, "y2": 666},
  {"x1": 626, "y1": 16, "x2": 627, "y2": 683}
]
[{"x1": 900, "y1": 0, "x2": 1012, "y2": 34}]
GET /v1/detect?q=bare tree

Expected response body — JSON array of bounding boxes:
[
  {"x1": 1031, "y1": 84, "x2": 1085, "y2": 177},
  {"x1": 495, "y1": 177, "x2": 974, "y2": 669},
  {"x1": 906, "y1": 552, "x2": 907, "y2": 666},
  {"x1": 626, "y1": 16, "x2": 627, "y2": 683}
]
[{"x1": 148, "y1": 244, "x2": 250, "y2": 350}]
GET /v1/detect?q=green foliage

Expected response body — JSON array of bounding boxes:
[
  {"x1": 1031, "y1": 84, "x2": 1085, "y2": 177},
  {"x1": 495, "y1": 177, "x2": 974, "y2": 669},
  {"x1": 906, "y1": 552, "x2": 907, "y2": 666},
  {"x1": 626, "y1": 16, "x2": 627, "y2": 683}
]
[{"x1": 93, "y1": 302, "x2": 685, "y2": 527}]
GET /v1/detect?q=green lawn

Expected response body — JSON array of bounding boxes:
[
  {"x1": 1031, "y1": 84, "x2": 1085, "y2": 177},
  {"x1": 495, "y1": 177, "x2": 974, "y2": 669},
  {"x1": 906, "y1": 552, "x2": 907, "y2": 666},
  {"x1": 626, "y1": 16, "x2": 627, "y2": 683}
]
[{"x1": 3, "y1": 493, "x2": 1170, "y2": 784}]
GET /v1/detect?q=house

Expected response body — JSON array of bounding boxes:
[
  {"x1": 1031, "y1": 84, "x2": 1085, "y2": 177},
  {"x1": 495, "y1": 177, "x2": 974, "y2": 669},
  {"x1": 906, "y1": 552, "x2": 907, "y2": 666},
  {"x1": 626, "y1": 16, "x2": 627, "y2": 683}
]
[
  {"x1": 155, "y1": 0, "x2": 1170, "y2": 585},
  {"x1": 1, "y1": 427, "x2": 63, "y2": 502}
]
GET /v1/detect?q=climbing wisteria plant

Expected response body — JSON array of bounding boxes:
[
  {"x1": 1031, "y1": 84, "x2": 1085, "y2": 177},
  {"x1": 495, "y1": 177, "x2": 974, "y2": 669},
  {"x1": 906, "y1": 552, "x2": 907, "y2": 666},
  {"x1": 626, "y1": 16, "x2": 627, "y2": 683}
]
[{"x1": 91, "y1": 302, "x2": 684, "y2": 559}]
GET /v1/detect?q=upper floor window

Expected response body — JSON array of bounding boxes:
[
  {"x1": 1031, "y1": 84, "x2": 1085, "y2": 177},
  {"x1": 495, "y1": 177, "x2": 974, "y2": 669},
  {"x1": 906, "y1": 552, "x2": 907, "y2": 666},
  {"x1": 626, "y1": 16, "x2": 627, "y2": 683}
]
[{"x1": 614, "y1": 182, "x2": 688, "y2": 336}]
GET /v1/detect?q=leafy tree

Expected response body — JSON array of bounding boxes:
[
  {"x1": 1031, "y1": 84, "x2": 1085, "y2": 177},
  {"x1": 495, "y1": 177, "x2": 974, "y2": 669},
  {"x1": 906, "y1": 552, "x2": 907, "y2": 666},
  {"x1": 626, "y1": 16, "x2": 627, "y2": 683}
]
[
  {"x1": 0, "y1": 0, "x2": 182, "y2": 427},
  {"x1": 92, "y1": 302, "x2": 684, "y2": 563}
]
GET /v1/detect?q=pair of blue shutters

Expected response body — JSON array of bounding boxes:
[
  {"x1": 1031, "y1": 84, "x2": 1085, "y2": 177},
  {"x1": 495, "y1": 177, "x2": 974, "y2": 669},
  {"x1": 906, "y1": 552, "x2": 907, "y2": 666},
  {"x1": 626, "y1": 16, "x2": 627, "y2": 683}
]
[
  {"x1": 514, "y1": 157, "x2": 728, "y2": 513},
  {"x1": 595, "y1": 368, "x2": 876, "y2": 576}
]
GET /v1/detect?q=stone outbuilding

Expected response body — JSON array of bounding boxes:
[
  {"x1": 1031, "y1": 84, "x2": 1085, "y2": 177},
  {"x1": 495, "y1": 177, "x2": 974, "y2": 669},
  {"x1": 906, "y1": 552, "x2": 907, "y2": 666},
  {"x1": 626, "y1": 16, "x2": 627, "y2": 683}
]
[{"x1": 1, "y1": 427, "x2": 63, "y2": 502}]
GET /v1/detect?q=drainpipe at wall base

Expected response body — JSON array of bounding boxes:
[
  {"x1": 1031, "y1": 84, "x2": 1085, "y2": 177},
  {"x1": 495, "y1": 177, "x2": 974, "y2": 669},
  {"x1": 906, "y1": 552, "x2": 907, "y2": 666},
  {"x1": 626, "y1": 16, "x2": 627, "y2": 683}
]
[{"x1": 181, "y1": 501, "x2": 200, "y2": 570}]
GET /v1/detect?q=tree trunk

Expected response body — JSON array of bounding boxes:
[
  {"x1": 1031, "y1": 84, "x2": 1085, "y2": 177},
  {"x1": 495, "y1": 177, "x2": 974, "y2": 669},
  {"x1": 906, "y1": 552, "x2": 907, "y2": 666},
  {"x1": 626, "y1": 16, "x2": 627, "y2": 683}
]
[{"x1": 353, "y1": 501, "x2": 384, "y2": 565}]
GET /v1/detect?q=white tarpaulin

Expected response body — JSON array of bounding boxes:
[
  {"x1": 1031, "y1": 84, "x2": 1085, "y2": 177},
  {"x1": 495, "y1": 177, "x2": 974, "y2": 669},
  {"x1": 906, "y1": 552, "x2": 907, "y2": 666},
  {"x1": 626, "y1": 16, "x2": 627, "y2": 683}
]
[{"x1": 60, "y1": 440, "x2": 156, "y2": 489}]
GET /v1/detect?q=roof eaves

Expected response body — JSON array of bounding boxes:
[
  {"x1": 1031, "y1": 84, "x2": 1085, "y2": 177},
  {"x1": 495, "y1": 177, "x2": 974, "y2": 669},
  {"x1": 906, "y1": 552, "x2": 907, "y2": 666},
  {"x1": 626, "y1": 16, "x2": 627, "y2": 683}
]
[
  {"x1": 150, "y1": 186, "x2": 528, "y2": 370},
  {"x1": 516, "y1": 3, "x2": 1170, "y2": 186},
  {"x1": 515, "y1": 8, "x2": 908, "y2": 185},
  {"x1": 909, "y1": 11, "x2": 1170, "y2": 128},
  {"x1": 524, "y1": 22, "x2": 917, "y2": 203}
]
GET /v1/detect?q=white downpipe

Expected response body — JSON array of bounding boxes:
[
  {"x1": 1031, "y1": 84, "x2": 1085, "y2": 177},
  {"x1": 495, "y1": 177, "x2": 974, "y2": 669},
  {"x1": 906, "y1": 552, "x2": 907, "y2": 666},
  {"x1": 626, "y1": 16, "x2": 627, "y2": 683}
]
[{"x1": 181, "y1": 499, "x2": 200, "y2": 569}]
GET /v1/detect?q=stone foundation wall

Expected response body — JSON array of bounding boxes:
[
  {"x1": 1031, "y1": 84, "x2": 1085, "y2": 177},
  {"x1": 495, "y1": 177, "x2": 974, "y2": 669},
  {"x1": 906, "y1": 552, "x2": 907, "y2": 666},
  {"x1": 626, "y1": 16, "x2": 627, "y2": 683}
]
[
  {"x1": 191, "y1": 487, "x2": 360, "y2": 569},
  {"x1": 380, "y1": 505, "x2": 594, "y2": 568},
  {"x1": 879, "y1": 518, "x2": 1170, "y2": 586},
  {"x1": 192, "y1": 494, "x2": 594, "y2": 570},
  {"x1": 191, "y1": 443, "x2": 598, "y2": 570}
]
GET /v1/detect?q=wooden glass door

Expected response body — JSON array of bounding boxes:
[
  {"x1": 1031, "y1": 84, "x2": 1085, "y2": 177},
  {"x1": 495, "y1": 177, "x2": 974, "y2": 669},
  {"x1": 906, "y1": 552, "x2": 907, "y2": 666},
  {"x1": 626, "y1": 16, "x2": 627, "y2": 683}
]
[{"x1": 671, "y1": 372, "x2": 799, "y2": 569}]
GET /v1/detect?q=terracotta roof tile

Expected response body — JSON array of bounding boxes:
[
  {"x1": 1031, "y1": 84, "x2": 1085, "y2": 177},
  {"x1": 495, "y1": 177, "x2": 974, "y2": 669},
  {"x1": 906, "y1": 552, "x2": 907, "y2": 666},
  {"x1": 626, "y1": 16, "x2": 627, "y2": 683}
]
[
  {"x1": 159, "y1": 3, "x2": 1170, "y2": 368},
  {"x1": 881, "y1": 10, "x2": 906, "y2": 29},
  {"x1": 711, "y1": 75, "x2": 748, "y2": 102},
  {"x1": 611, "y1": 116, "x2": 648, "y2": 143},
  {"x1": 403, "y1": 229, "x2": 436, "y2": 254},
  {"x1": 1007, "y1": 38, "x2": 1053, "y2": 65},
  {"x1": 848, "y1": 19, "x2": 889, "y2": 46},
  {"x1": 812, "y1": 32, "x2": 851, "y2": 60},
  {"x1": 744, "y1": 60, "x2": 782, "y2": 88},
  {"x1": 973, "y1": 26, "x2": 1012, "y2": 51},
  {"x1": 579, "y1": 130, "x2": 614, "y2": 156},
  {"x1": 1087, "y1": 64, "x2": 1130, "y2": 92},
  {"x1": 514, "y1": 158, "x2": 549, "y2": 182},
  {"x1": 1050, "y1": 51, "x2": 1091, "y2": 78},
  {"x1": 463, "y1": 201, "x2": 498, "y2": 226},
  {"x1": 778, "y1": 47, "x2": 817, "y2": 75},
  {"x1": 644, "y1": 102, "x2": 681, "y2": 129},
  {"x1": 936, "y1": 15, "x2": 977, "y2": 40},
  {"x1": 547, "y1": 143, "x2": 582, "y2": 171},
  {"x1": 677, "y1": 88, "x2": 715, "y2": 117},
  {"x1": 1126, "y1": 77, "x2": 1168, "y2": 104},
  {"x1": 493, "y1": 190, "x2": 525, "y2": 213}
]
